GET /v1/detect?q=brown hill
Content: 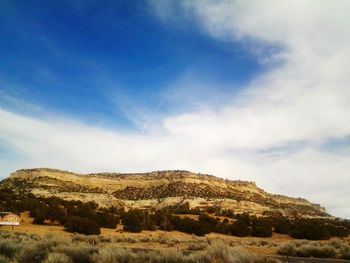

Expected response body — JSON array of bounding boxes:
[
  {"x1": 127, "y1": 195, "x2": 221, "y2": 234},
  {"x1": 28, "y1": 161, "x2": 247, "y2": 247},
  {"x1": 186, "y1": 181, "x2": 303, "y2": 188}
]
[{"x1": 1, "y1": 168, "x2": 329, "y2": 218}]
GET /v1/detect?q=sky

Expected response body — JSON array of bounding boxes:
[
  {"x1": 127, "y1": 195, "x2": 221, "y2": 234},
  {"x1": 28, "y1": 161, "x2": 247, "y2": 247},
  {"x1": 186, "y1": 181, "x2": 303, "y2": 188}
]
[{"x1": 0, "y1": 0, "x2": 349, "y2": 218}]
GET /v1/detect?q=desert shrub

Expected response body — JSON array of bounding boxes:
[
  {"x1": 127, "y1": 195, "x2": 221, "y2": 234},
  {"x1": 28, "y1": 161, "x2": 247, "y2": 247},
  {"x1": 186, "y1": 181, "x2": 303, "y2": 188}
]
[
  {"x1": 329, "y1": 237, "x2": 342, "y2": 249},
  {"x1": 277, "y1": 242, "x2": 296, "y2": 256},
  {"x1": 33, "y1": 208, "x2": 47, "y2": 225},
  {"x1": 64, "y1": 216, "x2": 100, "y2": 235},
  {"x1": 170, "y1": 216, "x2": 210, "y2": 236},
  {"x1": 71, "y1": 234, "x2": 99, "y2": 245},
  {"x1": 272, "y1": 217, "x2": 291, "y2": 234},
  {"x1": 0, "y1": 231, "x2": 11, "y2": 239},
  {"x1": 139, "y1": 250, "x2": 183, "y2": 263},
  {"x1": 95, "y1": 212, "x2": 118, "y2": 229},
  {"x1": 0, "y1": 255, "x2": 10, "y2": 263},
  {"x1": 154, "y1": 209, "x2": 174, "y2": 231},
  {"x1": 290, "y1": 220, "x2": 330, "y2": 240},
  {"x1": 0, "y1": 239, "x2": 19, "y2": 258},
  {"x1": 54, "y1": 243, "x2": 97, "y2": 263},
  {"x1": 140, "y1": 236, "x2": 151, "y2": 242},
  {"x1": 341, "y1": 244, "x2": 350, "y2": 259},
  {"x1": 122, "y1": 210, "x2": 143, "y2": 232},
  {"x1": 215, "y1": 222, "x2": 233, "y2": 235},
  {"x1": 251, "y1": 219, "x2": 272, "y2": 237},
  {"x1": 43, "y1": 252, "x2": 73, "y2": 263},
  {"x1": 98, "y1": 236, "x2": 111, "y2": 243},
  {"x1": 188, "y1": 242, "x2": 207, "y2": 251},
  {"x1": 91, "y1": 247, "x2": 134, "y2": 263},
  {"x1": 295, "y1": 244, "x2": 336, "y2": 258},
  {"x1": 220, "y1": 209, "x2": 235, "y2": 218},
  {"x1": 198, "y1": 213, "x2": 217, "y2": 232},
  {"x1": 16, "y1": 240, "x2": 56, "y2": 263},
  {"x1": 231, "y1": 221, "x2": 251, "y2": 237},
  {"x1": 278, "y1": 242, "x2": 336, "y2": 259},
  {"x1": 191, "y1": 240, "x2": 258, "y2": 263},
  {"x1": 143, "y1": 215, "x2": 157, "y2": 231}
]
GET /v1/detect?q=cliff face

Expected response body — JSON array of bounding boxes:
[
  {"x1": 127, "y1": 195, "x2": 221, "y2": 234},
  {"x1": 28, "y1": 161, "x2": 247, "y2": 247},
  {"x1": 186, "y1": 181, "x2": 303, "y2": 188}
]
[{"x1": 3, "y1": 168, "x2": 328, "y2": 217}]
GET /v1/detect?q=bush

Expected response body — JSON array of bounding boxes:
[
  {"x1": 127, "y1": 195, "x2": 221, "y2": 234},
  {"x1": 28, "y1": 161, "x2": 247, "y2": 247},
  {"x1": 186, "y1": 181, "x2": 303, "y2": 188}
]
[
  {"x1": 0, "y1": 239, "x2": 19, "y2": 258},
  {"x1": 232, "y1": 221, "x2": 251, "y2": 237},
  {"x1": 0, "y1": 255, "x2": 9, "y2": 263},
  {"x1": 341, "y1": 244, "x2": 350, "y2": 260},
  {"x1": 43, "y1": 252, "x2": 73, "y2": 263},
  {"x1": 64, "y1": 216, "x2": 101, "y2": 235},
  {"x1": 91, "y1": 247, "x2": 135, "y2": 263},
  {"x1": 278, "y1": 242, "x2": 337, "y2": 259},
  {"x1": 33, "y1": 209, "x2": 47, "y2": 225},
  {"x1": 95, "y1": 212, "x2": 118, "y2": 229},
  {"x1": 142, "y1": 213, "x2": 157, "y2": 231},
  {"x1": 54, "y1": 244, "x2": 97, "y2": 263},
  {"x1": 251, "y1": 220, "x2": 272, "y2": 237},
  {"x1": 191, "y1": 240, "x2": 258, "y2": 262},
  {"x1": 290, "y1": 220, "x2": 330, "y2": 240},
  {"x1": 329, "y1": 238, "x2": 342, "y2": 249},
  {"x1": 122, "y1": 210, "x2": 143, "y2": 232},
  {"x1": 277, "y1": 242, "x2": 296, "y2": 256},
  {"x1": 272, "y1": 217, "x2": 291, "y2": 234},
  {"x1": 16, "y1": 241, "x2": 56, "y2": 263},
  {"x1": 170, "y1": 216, "x2": 210, "y2": 236},
  {"x1": 296, "y1": 244, "x2": 336, "y2": 258}
]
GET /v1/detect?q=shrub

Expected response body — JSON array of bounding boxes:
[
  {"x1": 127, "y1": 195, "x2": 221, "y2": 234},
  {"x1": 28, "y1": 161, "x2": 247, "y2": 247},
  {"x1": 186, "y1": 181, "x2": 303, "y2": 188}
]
[
  {"x1": 191, "y1": 240, "x2": 258, "y2": 263},
  {"x1": 54, "y1": 243, "x2": 97, "y2": 263},
  {"x1": 251, "y1": 220, "x2": 272, "y2": 237},
  {"x1": 188, "y1": 242, "x2": 207, "y2": 251},
  {"x1": 231, "y1": 221, "x2": 251, "y2": 237},
  {"x1": 296, "y1": 244, "x2": 336, "y2": 258},
  {"x1": 122, "y1": 210, "x2": 143, "y2": 233},
  {"x1": 95, "y1": 212, "x2": 118, "y2": 229},
  {"x1": 290, "y1": 220, "x2": 330, "y2": 240},
  {"x1": 16, "y1": 241, "x2": 56, "y2": 263},
  {"x1": 272, "y1": 217, "x2": 291, "y2": 234},
  {"x1": 170, "y1": 216, "x2": 210, "y2": 236},
  {"x1": 71, "y1": 234, "x2": 99, "y2": 245},
  {"x1": 33, "y1": 209, "x2": 47, "y2": 225},
  {"x1": 329, "y1": 238, "x2": 342, "y2": 249},
  {"x1": 91, "y1": 247, "x2": 135, "y2": 263},
  {"x1": 0, "y1": 239, "x2": 19, "y2": 258},
  {"x1": 277, "y1": 242, "x2": 296, "y2": 256},
  {"x1": 0, "y1": 255, "x2": 10, "y2": 263},
  {"x1": 43, "y1": 252, "x2": 73, "y2": 263},
  {"x1": 64, "y1": 216, "x2": 100, "y2": 235},
  {"x1": 341, "y1": 244, "x2": 350, "y2": 260}
]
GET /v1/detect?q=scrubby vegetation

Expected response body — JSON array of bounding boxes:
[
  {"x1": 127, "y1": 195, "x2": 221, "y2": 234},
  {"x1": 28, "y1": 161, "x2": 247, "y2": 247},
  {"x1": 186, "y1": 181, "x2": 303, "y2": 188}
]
[
  {"x1": 0, "y1": 181, "x2": 349, "y2": 240},
  {"x1": 0, "y1": 230, "x2": 284, "y2": 263},
  {"x1": 277, "y1": 238, "x2": 350, "y2": 259},
  {"x1": 0, "y1": 185, "x2": 118, "y2": 235}
]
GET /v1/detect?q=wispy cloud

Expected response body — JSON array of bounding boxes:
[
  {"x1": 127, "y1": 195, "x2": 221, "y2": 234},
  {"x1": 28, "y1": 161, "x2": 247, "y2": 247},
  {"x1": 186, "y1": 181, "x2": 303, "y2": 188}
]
[{"x1": 1, "y1": 1, "x2": 350, "y2": 218}]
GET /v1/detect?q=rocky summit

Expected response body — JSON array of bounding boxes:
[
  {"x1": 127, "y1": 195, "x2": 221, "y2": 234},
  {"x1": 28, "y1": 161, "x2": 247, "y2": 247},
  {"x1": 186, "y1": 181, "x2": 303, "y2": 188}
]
[{"x1": 1, "y1": 168, "x2": 329, "y2": 218}]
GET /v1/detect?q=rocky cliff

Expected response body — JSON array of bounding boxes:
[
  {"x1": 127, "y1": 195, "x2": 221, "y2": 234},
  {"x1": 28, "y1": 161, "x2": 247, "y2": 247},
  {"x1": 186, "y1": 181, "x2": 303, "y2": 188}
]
[{"x1": 1, "y1": 168, "x2": 329, "y2": 217}]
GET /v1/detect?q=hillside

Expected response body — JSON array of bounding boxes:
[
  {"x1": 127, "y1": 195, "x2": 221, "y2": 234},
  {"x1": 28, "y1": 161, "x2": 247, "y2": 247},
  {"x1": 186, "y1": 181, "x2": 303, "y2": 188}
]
[{"x1": 1, "y1": 168, "x2": 329, "y2": 218}]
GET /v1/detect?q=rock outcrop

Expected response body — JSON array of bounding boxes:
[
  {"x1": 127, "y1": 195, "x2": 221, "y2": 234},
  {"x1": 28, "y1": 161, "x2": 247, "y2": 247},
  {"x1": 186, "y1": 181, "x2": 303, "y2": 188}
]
[{"x1": 1, "y1": 168, "x2": 329, "y2": 217}]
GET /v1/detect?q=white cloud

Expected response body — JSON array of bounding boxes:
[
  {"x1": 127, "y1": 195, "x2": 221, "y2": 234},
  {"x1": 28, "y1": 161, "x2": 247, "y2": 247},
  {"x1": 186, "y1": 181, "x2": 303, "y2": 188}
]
[{"x1": 1, "y1": 1, "x2": 350, "y2": 218}]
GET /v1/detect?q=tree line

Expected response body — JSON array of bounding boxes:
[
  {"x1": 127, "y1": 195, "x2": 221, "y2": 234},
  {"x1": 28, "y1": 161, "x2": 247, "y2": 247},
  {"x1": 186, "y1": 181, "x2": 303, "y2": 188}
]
[{"x1": 0, "y1": 186, "x2": 349, "y2": 239}]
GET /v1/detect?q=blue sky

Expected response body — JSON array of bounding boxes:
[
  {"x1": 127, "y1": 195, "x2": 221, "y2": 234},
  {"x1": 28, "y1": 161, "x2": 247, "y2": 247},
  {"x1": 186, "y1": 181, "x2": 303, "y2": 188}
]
[
  {"x1": 0, "y1": 0, "x2": 261, "y2": 128},
  {"x1": 1, "y1": 1, "x2": 350, "y2": 218}
]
